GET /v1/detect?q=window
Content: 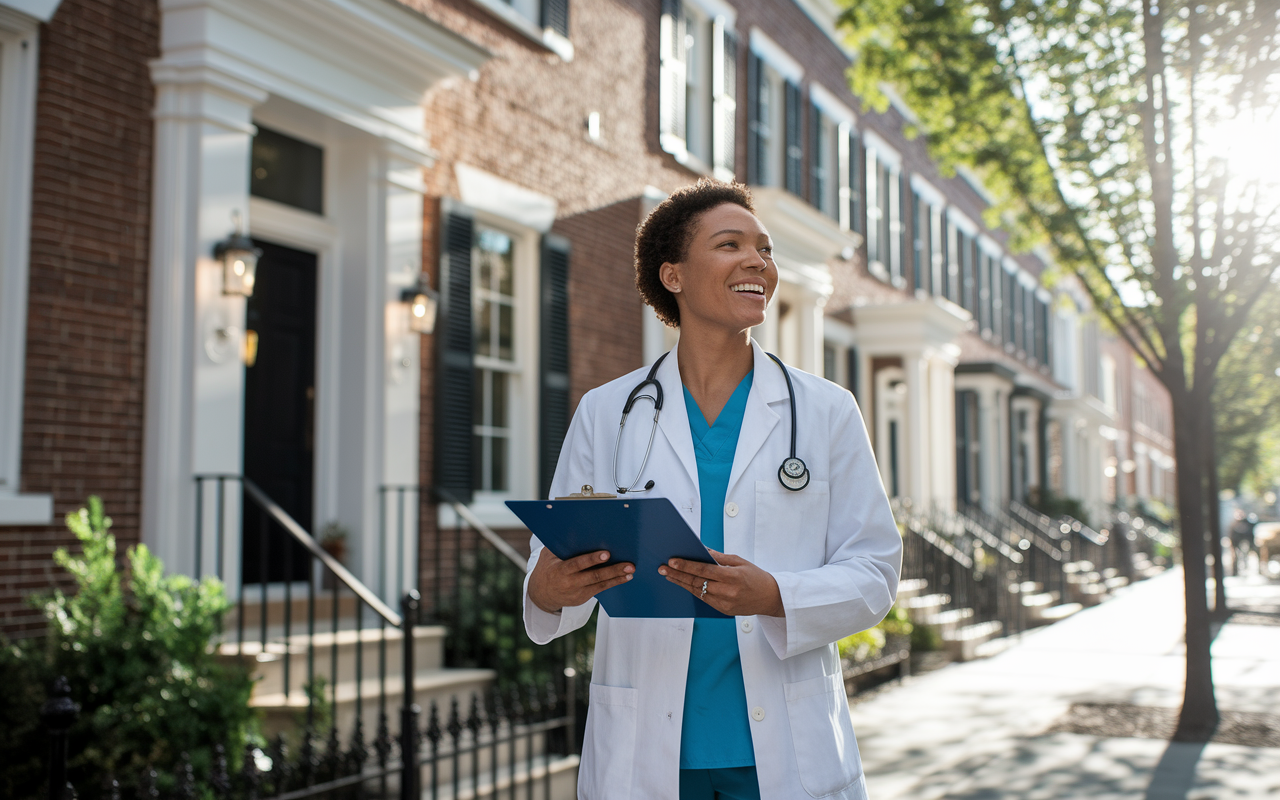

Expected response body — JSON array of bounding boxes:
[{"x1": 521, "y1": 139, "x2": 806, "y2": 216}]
[
  {"x1": 661, "y1": 0, "x2": 737, "y2": 179},
  {"x1": 808, "y1": 83, "x2": 854, "y2": 224},
  {"x1": 909, "y1": 177, "x2": 943, "y2": 296},
  {"x1": 251, "y1": 126, "x2": 324, "y2": 214},
  {"x1": 747, "y1": 28, "x2": 803, "y2": 189},
  {"x1": 0, "y1": 10, "x2": 53, "y2": 523},
  {"x1": 864, "y1": 133, "x2": 902, "y2": 282},
  {"x1": 472, "y1": 227, "x2": 517, "y2": 493}
]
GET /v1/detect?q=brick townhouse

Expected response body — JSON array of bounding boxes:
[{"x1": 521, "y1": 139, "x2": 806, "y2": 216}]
[{"x1": 0, "y1": 0, "x2": 1172, "y2": 637}]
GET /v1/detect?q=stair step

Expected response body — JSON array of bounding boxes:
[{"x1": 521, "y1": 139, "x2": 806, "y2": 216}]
[
  {"x1": 971, "y1": 636, "x2": 1017, "y2": 659},
  {"x1": 1104, "y1": 575, "x2": 1130, "y2": 590},
  {"x1": 255, "y1": 667, "x2": 495, "y2": 744},
  {"x1": 944, "y1": 620, "x2": 1003, "y2": 662},
  {"x1": 896, "y1": 578, "x2": 929, "y2": 602},
  {"x1": 904, "y1": 593, "x2": 950, "y2": 613},
  {"x1": 1037, "y1": 602, "x2": 1083, "y2": 622},
  {"x1": 920, "y1": 607, "x2": 974, "y2": 636},
  {"x1": 1021, "y1": 592, "x2": 1057, "y2": 609},
  {"x1": 219, "y1": 625, "x2": 447, "y2": 698}
]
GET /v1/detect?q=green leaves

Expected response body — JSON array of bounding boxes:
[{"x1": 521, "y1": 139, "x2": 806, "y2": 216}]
[{"x1": 2, "y1": 496, "x2": 258, "y2": 798}]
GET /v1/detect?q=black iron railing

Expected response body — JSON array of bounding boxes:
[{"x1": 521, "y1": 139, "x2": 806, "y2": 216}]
[{"x1": 38, "y1": 475, "x2": 577, "y2": 800}]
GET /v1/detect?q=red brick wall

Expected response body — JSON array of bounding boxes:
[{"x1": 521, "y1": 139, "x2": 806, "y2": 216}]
[{"x1": 0, "y1": 0, "x2": 158, "y2": 637}]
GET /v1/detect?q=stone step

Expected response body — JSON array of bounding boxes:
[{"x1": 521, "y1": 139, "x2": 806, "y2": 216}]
[
  {"x1": 226, "y1": 593, "x2": 365, "y2": 637},
  {"x1": 919, "y1": 607, "x2": 975, "y2": 636},
  {"x1": 896, "y1": 578, "x2": 929, "y2": 602},
  {"x1": 1020, "y1": 591, "x2": 1058, "y2": 609},
  {"x1": 944, "y1": 620, "x2": 1004, "y2": 662},
  {"x1": 254, "y1": 667, "x2": 495, "y2": 745},
  {"x1": 903, "y1": 593, "x2": 950, "y2": 619},
  {"x1": 1036, "y1": 602, "x2": 1084, "y2": 623},
  {"x1": 1104, "y1": 575, "x2": 1130, "y2": 591},
  {"x1": 219, "y1": 625, "x2": 447, "y2": 698}
]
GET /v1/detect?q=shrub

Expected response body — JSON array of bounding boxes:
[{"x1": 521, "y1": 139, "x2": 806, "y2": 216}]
[{"x1": 0, "y1": 497, "x2": 258, "y2": 798}]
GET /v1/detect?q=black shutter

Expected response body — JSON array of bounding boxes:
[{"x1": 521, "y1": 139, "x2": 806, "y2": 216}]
[
  {"x1": 808, "y1": 101, "x2": 822, "y2": 207},
  {"x1": 717, "y1": 27, "x2": 738, "y2": 176},
  {"x1": 847, "y1": 346, "x2": 860, "y2": 402},
  {"x1": 539, "y1": 234, "x2": 572, "y2": 500},
  {"x1": 435, "y1": 210, "x2": 475, "y2": 504},
  {"x1": 541, "y1": 0, "x2": 569, "y2": 37},
  {"x1": 848, "y1": 129, "x2": 862, "y2": 234},
  {"x1": 746, "y1": 53, "x2": 762, "y2": 185},
  {"x1": 784, "y1": 81, "x2": 802, "y2": 196}
]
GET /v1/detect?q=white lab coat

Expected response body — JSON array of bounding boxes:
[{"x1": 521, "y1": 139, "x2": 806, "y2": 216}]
[{"x1": 523, "y1": 339, "x2": 902, "y2": 800}]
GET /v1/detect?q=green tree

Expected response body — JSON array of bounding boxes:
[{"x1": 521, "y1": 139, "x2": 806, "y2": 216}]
[
  {"x1": 838, "y1": 0, "x2": 1280, "y2": 739},
  {"x1": 1215, "y1": 302, "x2": 1280, "y2": 494}
]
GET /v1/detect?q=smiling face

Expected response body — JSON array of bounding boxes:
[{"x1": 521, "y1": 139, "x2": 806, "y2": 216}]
[{"x1": 659, "y1": 203, "x2": 778, "y2": 335}]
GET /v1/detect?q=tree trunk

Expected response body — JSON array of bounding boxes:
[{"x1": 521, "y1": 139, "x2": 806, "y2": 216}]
[
  {"x1": 1171, "y1": 394, "x2": 1220, "y2": 741},
  {"x1": 1205, "y1": 419, "x2": 1228, "y2": 618}
]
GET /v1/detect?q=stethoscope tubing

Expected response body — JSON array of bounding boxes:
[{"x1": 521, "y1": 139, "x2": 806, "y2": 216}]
[{"x1": 613, "y1": 350, "x2": 809, "y2": 494}]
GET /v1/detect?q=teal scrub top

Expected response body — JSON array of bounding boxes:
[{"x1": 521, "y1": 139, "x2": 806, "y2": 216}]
[{"x1": 679, "y1": 371, "x2": 755, "y2": 769}]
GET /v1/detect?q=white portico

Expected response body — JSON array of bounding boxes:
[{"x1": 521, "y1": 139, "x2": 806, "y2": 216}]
[
  {"x1": 853, "y1": 298, "x2": 969, "y2": 508},
  {"x1": 143, "y1": 0, "x2": 488, "y2": 598}
]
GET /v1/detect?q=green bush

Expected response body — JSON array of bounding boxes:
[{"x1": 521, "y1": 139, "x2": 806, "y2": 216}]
[
  {"x1": 837, "y1": 605, "x2": 915, "y2": 663},
  {"x1": 0, "y1": 497, "x2": 258, "y2": 798}
]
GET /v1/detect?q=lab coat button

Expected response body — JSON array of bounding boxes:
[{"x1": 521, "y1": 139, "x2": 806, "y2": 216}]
[
  {"x1": 740, "y1": 619, "x2": 753, "y2": 633},
  {"x1": 751, "y1": 706, "x2": 765, "y2": 721},
  {"x1": 725, "y1": 502, "x2": 739, "y2": 517}
]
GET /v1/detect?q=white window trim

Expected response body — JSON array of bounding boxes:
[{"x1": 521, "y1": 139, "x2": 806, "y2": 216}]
[
  {"x1": 686, "y1": 0, "x2": 736, "y2": 26},
  {"x1": 0, "y1": 8, "x2": 52, "y2": 524},
  {"x1": 467, "y1": 0, "x2": 575, "y2": 61},
  {"x1": 978, "y1": 234, "x2": 1003, "y2": 259},
  {"x1": 909, "y1": 173, "x2": 945, "y2": 209},
  {"x1": 808, "y1": 81, "x2": 854, "y2": 127},
  {"x1": 860, "y1": 128, "x2": 901, "y2": 171},
  {"x1": 947, "y1": 206, "x2": 978, "y2": 237},
  {"x1": 749, "y1": 27, "x2": 803, "y2": 84}
]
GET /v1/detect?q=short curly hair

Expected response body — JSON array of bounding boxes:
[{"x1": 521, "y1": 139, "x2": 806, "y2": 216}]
[{"x1": 634, "y1": 179, "x2": 756, "y2": 327}]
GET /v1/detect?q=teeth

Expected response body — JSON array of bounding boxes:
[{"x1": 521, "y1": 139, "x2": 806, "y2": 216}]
[{"x1": 732, "y1": 284, "x2": 764, "y2": 294}]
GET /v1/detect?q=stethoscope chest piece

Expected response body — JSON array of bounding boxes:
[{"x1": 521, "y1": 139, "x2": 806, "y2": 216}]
[{"x1": 779, "y1": 456, "x2": 810, "y2": 491}]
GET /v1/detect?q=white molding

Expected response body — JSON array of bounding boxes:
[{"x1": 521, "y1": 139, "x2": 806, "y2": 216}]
[
  {"x1": 455, "y1": 163, "x2": 558, "y2": 232},
  {"x1": 1018, "y1": 270, "x2": 1037, "y2": 289},
  {"x1": 808, "y1": 82, "x2": 854, "y2": 126},
  {"x1": 0, "y1": 14, "x2": 44, "y2": 518},
  {"x1": 977, "y1": 234, "x2": 1003, "y2": 258},
  {"x1": 0, "y1": 493, "x2": 52, "y2": 525},
  {"x1": 687, "y1": 0, "x2": 737, "y2": 27},
  {"x1": 946, "y1": 206, "x2": 978, "y2": 236},
  {"x1": 468, "y1": 0, "x2": 574, "y2": 61},
  {"x1": 788, "y1": 0, "x2": 850, "y2": 55},
  {"x1": 751, "y1": 185, "x2": 860, "y2": 271},
  {"x1": 1002, "y1": 255, "x2": 1020, "y2": 274},
  {"x1": 749, "y1": 27, "x2": 803, "y2": 84},
  {"x1": 909, "y1": 174, "x2": 945, "y2": 209},
  {"x1": 1036, "y1": 287, "x2": 1052, "y2": 303},
  {"x1": 0, "y1": 0, "x2": 62, "y2": 22},
  {"x1": 860, "y1": 128, "x2": 901, "y2": 171}
]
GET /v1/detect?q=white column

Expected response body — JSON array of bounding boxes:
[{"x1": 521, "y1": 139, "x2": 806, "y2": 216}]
[
  {"x1": 797, "y1": 293, "x2": 826, "y2": 375},
  {"x1": 144, "y1": 64, "x2": 266, "y2": 577},
  {"x1": 903, "y1": 354, "x2": 929, "y2": 503},
  {"x1": 928, "y1": 356, "x2": 957, "y2": 509}
]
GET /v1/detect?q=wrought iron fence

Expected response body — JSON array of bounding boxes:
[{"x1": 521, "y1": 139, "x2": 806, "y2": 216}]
[{"x1": 38, "y1": 476, "x2": 577, "y2": 800}]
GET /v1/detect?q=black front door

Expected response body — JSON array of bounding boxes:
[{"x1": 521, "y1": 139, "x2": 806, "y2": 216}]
[{"x1": 242, "y1": 239, "x2": 316, "y2": 584}]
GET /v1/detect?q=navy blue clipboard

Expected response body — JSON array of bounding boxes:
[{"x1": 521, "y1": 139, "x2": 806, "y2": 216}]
[{"x1": 506, "y1": 497, "x2": 730, "y2": 619}]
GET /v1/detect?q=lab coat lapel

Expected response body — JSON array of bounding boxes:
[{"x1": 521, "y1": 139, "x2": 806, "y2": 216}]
[
  {"x1": 654, "y1": 340, "x2": 699, "y2": 494},
  {"x1": 726, "y1": 341, "x2": 786, "y2": 497}
]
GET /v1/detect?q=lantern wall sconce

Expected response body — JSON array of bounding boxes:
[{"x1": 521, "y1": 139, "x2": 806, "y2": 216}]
[
  {"x1": 401, "y1": 277, "x2": 439, "y2": 335},
  {"x1": 213, "y1": 227, "x2": 262, "y2": 297}
]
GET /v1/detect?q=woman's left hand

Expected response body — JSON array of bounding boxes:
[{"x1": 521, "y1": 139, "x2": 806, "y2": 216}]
[{"x1": 659, "y1": 549, "x2": 785, "y2": 618}]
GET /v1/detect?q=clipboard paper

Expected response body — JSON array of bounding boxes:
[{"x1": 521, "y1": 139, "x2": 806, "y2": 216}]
[{"x1": 506, "y1": 497, "x2": 729, "y2": 619}]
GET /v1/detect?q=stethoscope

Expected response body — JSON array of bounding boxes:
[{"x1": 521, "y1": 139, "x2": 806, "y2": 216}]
[{"x1": 612, "y1": 350, "x2": 810, "y2": 494}]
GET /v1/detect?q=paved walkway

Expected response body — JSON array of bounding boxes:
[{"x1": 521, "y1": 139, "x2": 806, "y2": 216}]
[{"x1": 850, "y1": 569, "x2": 1280, "y2": 799}]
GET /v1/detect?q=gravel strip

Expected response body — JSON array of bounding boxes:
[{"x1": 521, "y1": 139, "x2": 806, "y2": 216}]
[{"x1": 1048, "y1": 702, "x2": 1280, "y2": 748}]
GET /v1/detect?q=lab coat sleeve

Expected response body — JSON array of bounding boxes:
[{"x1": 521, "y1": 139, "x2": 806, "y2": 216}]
[
  {"x1": 522, "y1": 389, "x2": 600, "y2": 645},
  {"x1": 759, "y1": 393, "x2": 903, "y2": 659}
]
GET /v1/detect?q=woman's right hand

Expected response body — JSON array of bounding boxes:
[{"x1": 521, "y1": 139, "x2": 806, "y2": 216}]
[{"x1": 528, "y1": 549, "x2": 634, "y2": 613}]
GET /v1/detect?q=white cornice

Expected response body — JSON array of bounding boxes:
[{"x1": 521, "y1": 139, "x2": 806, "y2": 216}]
[
  {"x1": 750, "y1": 27, "x2": 804, "y2": 84},
  {"x1": 752, "y1": 186, "x2": 861, "y2": 269},
  {"x1": 0, "y1": 0, "x2": 62, "y2": 23},
  {"x1": 809, "y1": 82, "x2": 854, "y2": 126},
  {"x1": 853, "y1": 297, "x2": 970, "y2": 358},
  {"x1": 154, "y1": 0, "x2": 490, "y2": 157}
]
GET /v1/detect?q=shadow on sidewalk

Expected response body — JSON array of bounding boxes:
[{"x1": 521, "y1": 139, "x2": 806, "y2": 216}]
[{"x1": 1144, "y1": 741, "x2": 1207, "y2": 799}]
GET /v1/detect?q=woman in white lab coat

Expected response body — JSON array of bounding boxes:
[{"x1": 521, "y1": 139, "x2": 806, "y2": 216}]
[{"x1": 523, "y1": 179, "x2": 901, "y2": 800}]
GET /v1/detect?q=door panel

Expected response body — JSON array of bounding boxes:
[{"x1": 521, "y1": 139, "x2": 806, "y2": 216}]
[{"x1": 242, "y1": 239, "x2": 317, "y2": 585}]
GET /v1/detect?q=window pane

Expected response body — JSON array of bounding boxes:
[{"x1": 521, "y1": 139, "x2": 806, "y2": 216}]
[
  {"x1": 474, "y1": 369, "x2": 487, "y2": 425},
  {"x1": 498, "y1": 303, "x2": 513, "y2": 361},
  {"x1": 472, "y1": 433, "x2": 484, "y2": 491},
  {"x1": 475, "y1": 299, "x2": 492, "y2": 357},
  {"x1": 491, "y1": 370, "x2": 508, "y2": 428},
  {"x1": 250, "y1": 126, "x2": 324, "y2": 214},
  {"x1": 477, "y1": 229, "x2": 513, "y2": 295},
  {"x1": 491, "y1": 436, "x2": 508, "y2": 492}
]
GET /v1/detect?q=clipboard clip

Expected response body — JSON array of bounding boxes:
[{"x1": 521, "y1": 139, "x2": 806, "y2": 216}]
[{"x1": 556, "y1": 484, "x2": 618, "y2": 500}]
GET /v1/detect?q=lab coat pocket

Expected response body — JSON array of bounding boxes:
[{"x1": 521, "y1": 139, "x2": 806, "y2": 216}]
[
  {"x1": 783, "y1": 673, "x2": 861, "y2": 798},
  {"x1": 755, "y1": 481, "x2": 831, "y2": 572},
  {"x1": 581, "y1": 682, "x2": 638, "y2": 798}
]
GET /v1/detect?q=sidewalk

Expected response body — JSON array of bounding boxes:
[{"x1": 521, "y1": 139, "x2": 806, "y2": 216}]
[{"x1": 850, "y1": 569, "x2": 1280, "y2": 799}]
